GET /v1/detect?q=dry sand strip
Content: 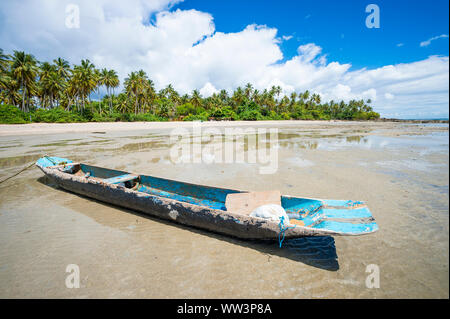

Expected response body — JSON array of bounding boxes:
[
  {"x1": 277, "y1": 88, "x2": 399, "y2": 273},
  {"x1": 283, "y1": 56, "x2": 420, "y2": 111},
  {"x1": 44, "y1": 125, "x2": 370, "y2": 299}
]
[
  {"x1": 0, "y1": 120, "x2": 378, "y2": 136},
  {"x1": 0, "y1": 120, "x2": 446, "y2": 137}
]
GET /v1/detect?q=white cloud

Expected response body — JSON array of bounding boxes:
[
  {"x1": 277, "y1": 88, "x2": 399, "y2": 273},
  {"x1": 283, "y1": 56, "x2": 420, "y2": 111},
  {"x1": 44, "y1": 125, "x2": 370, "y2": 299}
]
[
  {"x1": 420, "y1": 34, "x2": 449, "y2": 47},
  {"x1": 396, "y1": 43, "x2": 404, "y2": 47},
  {"x1": 0, "y1": 0, "x2": 448, "y2": 118},
  {"x1": 282, "y1": 35, "x2": 293, "y2": 41},
  {"x1": 296, "y1": 43, "x2": 324, "y2": 64},
  {"x1": 384, "y1": 93, "x2": 395, "y2": 100},
  {"x1": 199, "y1": 82, "x2": 218, "y2": 97}
]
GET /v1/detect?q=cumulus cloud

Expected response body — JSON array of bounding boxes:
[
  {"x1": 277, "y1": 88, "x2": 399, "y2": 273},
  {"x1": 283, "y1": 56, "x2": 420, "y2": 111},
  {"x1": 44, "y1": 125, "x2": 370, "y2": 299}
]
[
  {"x1": 199, "y1": 82, "x2": 218, "y2": 97},
  {"x1": 384, "y1": 93, "x2": 395, "y2": 100},
  {"x1": 0, "y1": 0, "x2": 448, "y2": 118},
  {"x1": 420, "y1": 34, "x2": 448, "y2": 47}
]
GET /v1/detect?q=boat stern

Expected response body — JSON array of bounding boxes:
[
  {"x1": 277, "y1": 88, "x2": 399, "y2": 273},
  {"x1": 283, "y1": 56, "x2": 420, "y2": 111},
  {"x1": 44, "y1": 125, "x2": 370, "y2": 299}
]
[{"x1": 282, "y1": 196, "x2": 379, "y2": 236}]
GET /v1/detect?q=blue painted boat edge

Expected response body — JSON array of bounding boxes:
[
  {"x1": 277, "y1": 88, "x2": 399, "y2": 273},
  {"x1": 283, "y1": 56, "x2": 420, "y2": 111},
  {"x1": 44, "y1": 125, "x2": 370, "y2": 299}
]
[
  {"x1": 312, "y1": 220, "x2": 379, "y2": 235},
  {"x1": 36, "y1": 156, "x2": 73, "y2": 168},
  {"x1": 321, "y1": 207, "x2": 374, "y2": 219}
]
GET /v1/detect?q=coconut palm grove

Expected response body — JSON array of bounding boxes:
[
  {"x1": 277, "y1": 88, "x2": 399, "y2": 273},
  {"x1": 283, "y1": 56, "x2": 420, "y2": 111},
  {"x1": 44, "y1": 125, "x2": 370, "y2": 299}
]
[{"x1": 0, "y1": 49, "x2": 380, "y2": 124}]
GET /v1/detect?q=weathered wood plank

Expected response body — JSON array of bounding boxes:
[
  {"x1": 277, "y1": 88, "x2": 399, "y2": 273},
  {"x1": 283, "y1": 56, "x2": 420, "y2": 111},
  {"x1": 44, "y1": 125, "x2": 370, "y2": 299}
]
[{"x1": 225, "y1": 191, "x2": 281, "y2": 216}]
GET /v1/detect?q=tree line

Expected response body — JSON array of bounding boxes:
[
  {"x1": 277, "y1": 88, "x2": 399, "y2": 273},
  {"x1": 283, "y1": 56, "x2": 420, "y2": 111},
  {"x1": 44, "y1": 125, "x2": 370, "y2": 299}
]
[{"x1": 0, "y1": 49, "x2": 380, "y2": 123}]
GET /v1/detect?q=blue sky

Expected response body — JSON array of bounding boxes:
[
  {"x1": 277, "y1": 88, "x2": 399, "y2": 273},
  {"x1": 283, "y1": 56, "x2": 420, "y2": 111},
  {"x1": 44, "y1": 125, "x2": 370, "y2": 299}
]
[
  {"x1": 0, "y1": 0, "x2": 448, "y2": 118},
  {"x1": 175, "y1": 0, "x2": 449, "y2": 69}
]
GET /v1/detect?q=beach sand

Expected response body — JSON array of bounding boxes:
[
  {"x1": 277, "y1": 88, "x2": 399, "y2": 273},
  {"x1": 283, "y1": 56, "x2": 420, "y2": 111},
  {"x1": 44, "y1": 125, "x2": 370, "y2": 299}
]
[
  {"x1": 0, "y1": 120, "x2": 448, "y2": 298},
  {"x1": 0, "y1": 120, "x2": 447, "y2": 137}
]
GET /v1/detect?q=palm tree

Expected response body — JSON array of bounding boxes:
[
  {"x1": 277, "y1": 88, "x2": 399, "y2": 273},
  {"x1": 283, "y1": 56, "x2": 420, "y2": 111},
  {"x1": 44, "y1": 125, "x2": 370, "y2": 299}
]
[
  {"x1": 71, "y1": 59, "x2": 97, "y2": 110},
  {"x1": 244, "y1": 82, "x2": 253, "y2": 99},
  {"x1": 38, "y1": 62, "x2": 55, "y2": 108},
  {"x1": 0, "y1": 48, "x2": 11, "y2": 73},
  {"x1": 163, "y1": 84, "x2": 180, "y2": 106},
  {"x1": 11, "y1": 51, "x2": 39, "y2": 112},
  {"x1": 251, "y1": 89, "x2": 261, "y2": 105},
  {"x1": 108, "y1": 70, "x2": 119, "y2": 113},
  {"x1": 138, "y1": 70, "x2": 150, "y2": 113},
  {"x1": 218, "y1": 89, "x2": 229, "y2": 105},
  {"x1": 263, "y1": 89, "x2": 276, "y2": 112},
  {"x1": 278, "y1": 96, "x2": 290, "y2": 113},
  {"x1": 50, "y1": 58, "x2": 71, "y2": 109},
  {"x1": 190, "y1": 89, "x2": 202, "y2": 108},
  {"x1": 270, "y1": 85, "x2": 282, "y2": 101},
  {"x1": 47, "y1": 72, "x2": 65, "y2": 108},
  {"x1": 64, "y1": 74, "x2": 79, "y2": 111},
  {"x1": 124, "y1": 71, "x2": 138, "y2": 114},
  {"x1": 53, "y1": 57, "x2": 71, "y2": 80},
  {"x1": 302, "y1": 90, "x2": 310, "y2": 102},
  {"x1": 231, "y1": 86, "x2": 244, "y2": 110},
  {"x1": 289, "y1": 92, "x2": 297, "y2": 112},
  {"x1": 136, "y1": 70, "x2": 149, "y2": 113},
  {"x1": 124, "y1": 70, "x2": 148, "y2": 114},
  {"x1": 116, "y1": 93, "x2": 131, "y2": 113},
  {"x1": 206, "y1": 93, "x2": 222, "y2": 110},
  {"x1": 290, "y1": 92, "x2": 297, "y2": 104},
  {"x1": 0, "y1": 50, "x2": 15, "y2": 106},
  {"x1": 312, "y1": 93, "x2": 321, "y2": 105},
  {"x1": 0, "y1": 76, "x2": 20, "y2": 107},
  {"x1": 180, "y1": 93, "x2": 189, "y2": 105},
  {"x1": 145, "y1": 79, "x2": 157, "y2": 113},
  {"x1": 97, "y1": 68, "x2": 108, "y2": 113},
  {"x1": 159, "y1": 84, "x2": 170, "y2": 100},
  {"x1": 99, "y1": 68, "x2": 119, "y2": 113}
]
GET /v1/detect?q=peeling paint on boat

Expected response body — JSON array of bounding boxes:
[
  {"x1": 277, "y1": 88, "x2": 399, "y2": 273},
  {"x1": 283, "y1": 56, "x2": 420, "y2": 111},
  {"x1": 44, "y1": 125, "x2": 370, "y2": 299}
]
[{"x1": 169, "y1": 210, "x2": 179, "y2": 220}]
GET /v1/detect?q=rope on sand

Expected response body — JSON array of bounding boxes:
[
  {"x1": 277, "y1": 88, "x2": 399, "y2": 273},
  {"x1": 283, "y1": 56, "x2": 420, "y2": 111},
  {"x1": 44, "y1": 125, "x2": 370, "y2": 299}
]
[
  {"x1": 278, "y1": 216, "x2": 296, "y2": 248},
  {"x1": 0, "y1": 162, "x2": 35, "y2": 184},
  {"x1": 0, "y1": 153, "x2": 53, "y2": 185}
]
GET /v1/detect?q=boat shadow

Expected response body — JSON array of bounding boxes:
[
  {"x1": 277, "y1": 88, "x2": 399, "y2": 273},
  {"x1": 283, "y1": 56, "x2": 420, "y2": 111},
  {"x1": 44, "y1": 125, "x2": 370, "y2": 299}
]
[{"x1": 38, "y1": 176, "x2": 339, "y2": 271}]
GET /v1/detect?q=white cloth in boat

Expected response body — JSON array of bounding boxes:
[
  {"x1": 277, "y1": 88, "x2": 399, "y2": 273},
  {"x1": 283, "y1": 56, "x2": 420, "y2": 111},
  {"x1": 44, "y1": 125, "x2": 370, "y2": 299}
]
[
  {"x1": 249, "y1": 204, "x2": 290, "y2": 224},
  {"x1": 225, "y1": 190, "x2": 290, "y2": 224}
]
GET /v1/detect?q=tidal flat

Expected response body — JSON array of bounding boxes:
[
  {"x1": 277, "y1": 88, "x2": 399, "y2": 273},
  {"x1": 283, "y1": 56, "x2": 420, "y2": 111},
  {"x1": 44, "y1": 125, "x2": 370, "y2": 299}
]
[{"x1": 0, "y1": 120, "x2": 448, "y2": 298}]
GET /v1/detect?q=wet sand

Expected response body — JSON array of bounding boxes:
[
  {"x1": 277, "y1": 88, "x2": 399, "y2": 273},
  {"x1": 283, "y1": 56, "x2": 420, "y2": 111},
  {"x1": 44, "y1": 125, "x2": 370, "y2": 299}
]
[{"x1": 0, "y1": 121, "x2": 448, "y2": 298}]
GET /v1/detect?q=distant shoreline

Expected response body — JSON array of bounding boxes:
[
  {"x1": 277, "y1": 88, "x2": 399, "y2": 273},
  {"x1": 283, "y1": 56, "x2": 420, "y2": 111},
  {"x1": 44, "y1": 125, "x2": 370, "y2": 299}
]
[
  {"x1": 375, "y1": 118, "x2": 449, "y2": 124},
  {"x1": 0, "y1": 119, "x2": 447, "y2": 137}
]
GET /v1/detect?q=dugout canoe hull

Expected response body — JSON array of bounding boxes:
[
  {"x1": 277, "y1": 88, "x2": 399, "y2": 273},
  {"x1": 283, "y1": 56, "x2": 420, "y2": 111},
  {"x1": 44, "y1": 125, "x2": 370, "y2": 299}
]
[{"x1": 36, "y1": 156, "x2": 378, "y2": 240}]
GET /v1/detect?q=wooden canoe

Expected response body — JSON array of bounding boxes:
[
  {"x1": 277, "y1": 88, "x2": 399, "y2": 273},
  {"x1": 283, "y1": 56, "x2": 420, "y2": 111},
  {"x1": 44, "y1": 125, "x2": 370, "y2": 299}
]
[{"x1": 36, "y1": 156, "x2": 378, "y2": 241}]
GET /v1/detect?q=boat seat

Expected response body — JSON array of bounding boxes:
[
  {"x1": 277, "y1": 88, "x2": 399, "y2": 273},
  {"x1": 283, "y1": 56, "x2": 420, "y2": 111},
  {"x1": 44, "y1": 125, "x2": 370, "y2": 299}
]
[
  {"x1": 103, "y1": 174, "x2": 139, "y2": 184},
  {"x1": 225, "y1": 190, "x2": 281, "y2": 215}
]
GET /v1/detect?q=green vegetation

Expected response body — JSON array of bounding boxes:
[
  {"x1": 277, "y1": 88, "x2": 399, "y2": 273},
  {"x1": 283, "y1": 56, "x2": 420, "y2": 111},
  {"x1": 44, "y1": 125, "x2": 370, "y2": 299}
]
[{"x1": 0, "y1": 49, "x2": 380, "y2": 124}]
